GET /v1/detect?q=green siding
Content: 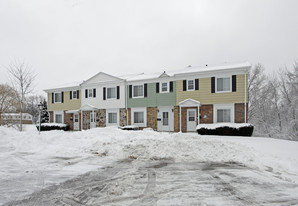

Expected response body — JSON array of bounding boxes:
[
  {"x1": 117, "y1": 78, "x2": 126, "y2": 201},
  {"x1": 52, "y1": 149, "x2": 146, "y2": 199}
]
[{"x1": 127, "y1": 82, "x2": 176, "y2": 107}]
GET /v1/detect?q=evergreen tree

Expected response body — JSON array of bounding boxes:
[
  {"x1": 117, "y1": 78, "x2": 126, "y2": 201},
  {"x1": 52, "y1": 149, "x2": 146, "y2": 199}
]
[{"x1": 40, "y1": 99, "x2": 49, "y2": 123}]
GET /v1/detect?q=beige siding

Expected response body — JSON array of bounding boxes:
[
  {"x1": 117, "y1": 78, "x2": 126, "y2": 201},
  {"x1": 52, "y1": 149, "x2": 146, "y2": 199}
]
[
  {"x1": 176, "y1": 74, "x2": 248, "y2": 104},
  {"x1": 48, "y1": 91, "x2": 81, "y2": 111}
]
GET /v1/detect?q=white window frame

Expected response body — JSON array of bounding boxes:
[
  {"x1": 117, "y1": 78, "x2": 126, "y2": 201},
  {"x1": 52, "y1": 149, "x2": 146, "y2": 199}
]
[
  {"x1": 54, "y1": 92, "x2": 62, "y2": 103},
  {"x1": 106, "y1": 109, "x2": 119, "y2": 126},
  {"x1": 131, "y1": 107, "x2": 147, "y2": 127},
  {"x1": 215, "y1": 76, "x2": 232, "y2": 93},
  {"x1": 72, "y1": 90, "x2": 78, "y2": 99},
  {"x1": 187, "y1": 79, "x2": 195, "y2": 91},
  {"x1": 132, "y1": 85, "x2": 144, "y2": 98},
  {"x1": 88, "y1": 89, "x2": 93, "y2": 98},
  {"x1": 160, "y1": 82, "x2": 169, "y2": 93},
  {"x1": 213, "y1": 104, "x2": 234, "y2": 123},
  {"x1": 54, "y1": 111, "x2": 64, "y2": 124},
  {"x1": 106, "y1": 87, "x2": 116, "y2": 100}
]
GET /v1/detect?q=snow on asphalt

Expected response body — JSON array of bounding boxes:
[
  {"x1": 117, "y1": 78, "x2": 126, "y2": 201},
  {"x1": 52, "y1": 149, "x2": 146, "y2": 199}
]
[{"x1": 0, "y1": 125, "x2": 298, "y2": 204}]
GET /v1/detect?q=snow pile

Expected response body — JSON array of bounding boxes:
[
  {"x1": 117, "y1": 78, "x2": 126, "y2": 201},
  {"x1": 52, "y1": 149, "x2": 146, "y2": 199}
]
[
  {"x1": 1, "y1": 125, "x2": 298, "y2": 204},
  {"x1": 40, "y1": 123, "x2": 68, "y2": 127}
]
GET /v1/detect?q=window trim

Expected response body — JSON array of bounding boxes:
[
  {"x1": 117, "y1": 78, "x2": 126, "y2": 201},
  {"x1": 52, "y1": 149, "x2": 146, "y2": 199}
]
[
  {"x1": 215, "y1": 76, "x2": 232, "y2": 93},
  {"x1": 72, "y1": 90, "x2": 78, "y2": 99},
  {"x1": 160, "y1": 82, "x2": 169, "y2": 93},
  {"x1": 213, "y1": 104, "x2": 234, "y2": 123},
  {"x1": 106, "y1": 109, "x2": 119, "y2": 126},
  {"x1": 132, "y1": 84, "x2": 144, "y2": 98},
  {"x1": 131, "y1": 107, "x2": 147, "y2": 127},
  {"x1": 187, "y1": 79, "x2": 195, "y2": 91},
  {"x1": 106, "y1": 87, "x2": 116, "y2": 100},
  {"x1": 54, "y1": 111, "x2": 64, "y2": 124},
  {"x1": 54, "y1": 92, "x2": 62, "y2": 103}
]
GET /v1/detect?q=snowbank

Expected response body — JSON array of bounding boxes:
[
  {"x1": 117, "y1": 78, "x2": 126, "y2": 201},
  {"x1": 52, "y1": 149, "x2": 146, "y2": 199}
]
[{"x1": 1, "y1": 125, "x2": 298, "y2": 204}]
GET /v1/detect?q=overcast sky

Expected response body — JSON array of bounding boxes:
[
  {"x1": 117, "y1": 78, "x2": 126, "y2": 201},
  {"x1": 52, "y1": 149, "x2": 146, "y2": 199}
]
[{"x1": 0, "y1": 0, "x2": 298, "y2": 96}]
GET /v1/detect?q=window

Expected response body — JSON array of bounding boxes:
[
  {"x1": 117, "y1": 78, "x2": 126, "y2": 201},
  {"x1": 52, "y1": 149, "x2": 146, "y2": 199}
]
[
  {"x1": 188, "y1": 111, "x2": 195, "y2": 121},
  {"x1": 216, "y1": 77, "x2": 231, "y2": 92},
  {"x1": 133, "y1": 85, "x2": 144, "y2": 98},
  {"x1": 131, "y1": 107, "x2": 147, "y2": 127},
  {"x1": 217, "y1": 109, "x2": 231, "y2": 122},
  {"x1": 107, "y1": 87, "x2": 116, "y2": 99},
  {"x1": 161, "y1": 82, "x2": 168, "y2": 93},
  {"x1": 214, "y1": 104, "x2": 234, "y2": 123},
  {"x1": 187, "y1": 80, "x2": 194, "y2": 91},
  {"x1": 55, "y1": 114, "x2": 62, "y2": 123},
  {"x1": 72, "y1": 91, "x2": 77, "y2": 99},
  {"x1": 88, "y1": 89, "x2": 93, "y2": 98},
  {"x1": 108, "y1": 112, "x2": 117, "y2": 124},
  {"x1": 74, "y1": 114, "x2": 79, "y2": 123},
  {"x1": 54, "y1": 93, "x2": 62, "y2": 103},
  {"x1": 134, "y1": 112, "x2": 144, "y2": 123}
]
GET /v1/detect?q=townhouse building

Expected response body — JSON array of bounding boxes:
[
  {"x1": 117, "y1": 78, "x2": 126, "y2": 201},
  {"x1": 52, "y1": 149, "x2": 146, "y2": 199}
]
[{"x1": 44, "y1": 62, "x2": 250, "y2": 132}]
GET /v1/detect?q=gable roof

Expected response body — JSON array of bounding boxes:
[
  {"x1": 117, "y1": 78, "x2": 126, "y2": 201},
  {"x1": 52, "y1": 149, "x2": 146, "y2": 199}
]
[{"x1": 81, "y1": 72, "x2": 124, "y2": 86}]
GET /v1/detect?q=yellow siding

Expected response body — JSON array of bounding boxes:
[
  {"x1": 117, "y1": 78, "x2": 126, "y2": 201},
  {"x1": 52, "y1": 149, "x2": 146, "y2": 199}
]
[
  {"x1": 48, "y1": 91, "x2": 81, "y2": 111},
  {"x1": 176, "y1": 75, "x2": 248, "y2": 104}
]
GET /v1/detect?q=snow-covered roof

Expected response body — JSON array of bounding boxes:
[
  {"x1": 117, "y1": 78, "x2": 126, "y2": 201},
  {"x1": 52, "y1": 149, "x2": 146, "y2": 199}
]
[
  {"x1": 119, "y1": 71, "x2": 171, "y2": 82},
  {"x1": 173, "y1": 62, "x2": 251, "y2": 76},
  {"x1": 44, "y1": 81, "x2": 82, "y2": 92}
]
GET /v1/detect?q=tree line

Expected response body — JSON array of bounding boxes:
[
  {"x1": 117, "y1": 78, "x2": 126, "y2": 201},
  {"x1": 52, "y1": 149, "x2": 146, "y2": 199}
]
[{"x1": 248, "y1": 61, "x2": 298, "y2": 140}]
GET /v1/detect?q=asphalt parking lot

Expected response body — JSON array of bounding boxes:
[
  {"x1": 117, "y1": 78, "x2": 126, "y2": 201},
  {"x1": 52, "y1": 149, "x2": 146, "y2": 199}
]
[{"x1": 5, "y1": 160, "x2": 298, "y2": 206}]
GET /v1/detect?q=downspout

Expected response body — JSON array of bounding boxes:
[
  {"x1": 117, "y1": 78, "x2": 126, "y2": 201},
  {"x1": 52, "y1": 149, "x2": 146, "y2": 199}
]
[
  {"x1": 244, "y1": 72, "x2": 247, "y2": 123},
  {"x1": 125, "y1": 80, "x2": 128, "y2": 126},
  {"x1": 179, "y1": 105, "x2": 182, "y2": 132}
]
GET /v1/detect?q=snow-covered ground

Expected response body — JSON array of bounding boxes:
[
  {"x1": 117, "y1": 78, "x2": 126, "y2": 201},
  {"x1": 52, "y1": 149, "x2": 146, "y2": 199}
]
[{"x1": 1, "y1": 125, "x2": 298, "y2": 205}]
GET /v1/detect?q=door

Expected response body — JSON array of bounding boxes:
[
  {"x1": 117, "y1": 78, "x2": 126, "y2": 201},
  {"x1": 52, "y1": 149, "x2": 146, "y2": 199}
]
[
  {"x1": 73, "y1": 113, "x2": 79, "y2": 131},
  {"x1": 90, "y1": 112, "x2": 96, "y2": 129},
  {"x1": 157, "y1": 107, "x2": 173, "y2": 132},
  {"x1": 187, "y1": 109, "x2": 197, "y2": 132}
]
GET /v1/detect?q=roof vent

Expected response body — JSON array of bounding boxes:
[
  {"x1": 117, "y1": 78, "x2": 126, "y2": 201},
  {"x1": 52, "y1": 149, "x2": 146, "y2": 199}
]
[
  {"x1": 206, "y1": 64, "x2": 208, "y2": 67},
  {"x1": 188, "y1": 65, "x2": 192, "y2": 67}
]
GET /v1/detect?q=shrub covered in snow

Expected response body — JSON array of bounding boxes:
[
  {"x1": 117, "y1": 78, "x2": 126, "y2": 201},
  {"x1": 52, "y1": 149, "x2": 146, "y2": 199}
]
[
  {"x1": 120, "y1": 125, "x2": 139, "y2": 131},
  {"x1": 197, "y1": 123, "x2": 254, "y2": 136},
  {"x1": 36, "y1": 123, "x2": 70, "y2": 131}
]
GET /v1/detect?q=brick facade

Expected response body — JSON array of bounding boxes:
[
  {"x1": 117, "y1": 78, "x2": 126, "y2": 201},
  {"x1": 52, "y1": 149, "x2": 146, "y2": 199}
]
[
  {"x1": 120, "y1": 108, "x2": 127, "y2": 126},
  {"x1": 200, "y1": 104, "x2": 213, "y2": 124},
  {"x1": 147, "y1": 107, "x2": 157, "y2": 131},
  {"x1": 97, "y1": 109, "x2": 106, "y2": 127},
  {"x1": 174, "y1": 106, "x2": 180, "y2": 132},
  {"x1": 235, "y1": 103, "x2": 246, "y2": 123}
]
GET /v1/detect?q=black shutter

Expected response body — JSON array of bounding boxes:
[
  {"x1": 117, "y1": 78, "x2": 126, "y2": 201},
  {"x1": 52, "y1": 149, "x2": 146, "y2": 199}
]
[
  {"x1": 170, "y1": 81, "x2": 173, "y2": 92},
  {"x1": 183, "y1": 80, "x2": 187, "y2": 91},
  {"x1": 77, "y1": 90, "x2": 79, "y2": 99},
  {"x1": 85, "y1": 89, "x2": 88, "y2": 98},
  {"x1": 129, "y1": 85, "x2": 132, "y2": 98},
  {"x1": 195, "y1": 79, "x2": 199, "y2": 90},
  {"x1": 103, "y1": 87, "x2": 106, "y2": 100},
  {"x1": 70, "y1": 91, "x2": 72, "y2": 100},
  {"x1": 211, "y1": 77, "x2": 215, "y2": 93},
  {"x1": 117, "y1": 86, "x2": 120, "y2": 99},
  {"x1": 232, "y1": 75, "x2": 237, "y2": 92},
  {"x1": 144, "y1": 83, "x2": 147, "y2": 97},
  {"x1": 61, "y1": 92, "x2": 64, "y2": 103},
  {"x1": 93, "y1": 88, "x2": 96, "y2": 97},
  {"x1": 156, "y1": 83, "x2": 159, "y2": 93},
  {"x1": 52, "y1": 93, "x2": 54, "y2": 104}
]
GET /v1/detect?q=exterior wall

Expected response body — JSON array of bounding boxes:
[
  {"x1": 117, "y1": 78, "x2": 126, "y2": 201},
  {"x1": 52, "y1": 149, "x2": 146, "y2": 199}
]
[
  {"x1": 127, "y1": 82, "x2": 176, "y2": 108},
  {"x1": 176, "y1": 75, "x2": 247, "y2": 105},
  {"x1": 174, "y1": 106, "x2": 180, "y2": 132},
  {"x1": 147, "y1": 107, "x2": 157, "y2": 131},
  {"x1": 81, "y1": 82, "x2": 126, "y2": 109},
  {"x1": 48, "y1": 91, "x2": 81, "y2": 111},
  {"x1": 127, "y1": 108, "x2": 131, "y2": 125},
  {"x1": 64, "y1": 112, "x2": 73, "y2": 130},
  {"x1": 49, "y1": 111, "x2": 54, "y2": 123},
  {"x1": 200, "y1": 104, "x2": 213, "y2": 124},
  {"x1": 97, "y1": 109, "x2": 106, "y2": 127},
  {"x1": 82, "y1": 111, "x2": 90, "y2": 130},
  {"x1": 235, "y1": 103, "x2": 246, "y2": 123},
  {"x1": 119, "y1": 108, "x2": 127, "y2": 126}
]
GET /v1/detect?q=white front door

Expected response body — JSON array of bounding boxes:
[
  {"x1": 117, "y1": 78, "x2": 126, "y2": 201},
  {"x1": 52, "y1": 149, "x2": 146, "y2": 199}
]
[
  {"x1": 73, "y1": 113, "x2": 79, "y2": 131},
  {"x1": 187, "y1": 109, "x2": 197, "y2": 132},
  {"x1": 90, "y1": 112, "x2": 96, "y2": 129},
  {"x1": 157, "y1": 107, "x2": 174, "y2": 132}
]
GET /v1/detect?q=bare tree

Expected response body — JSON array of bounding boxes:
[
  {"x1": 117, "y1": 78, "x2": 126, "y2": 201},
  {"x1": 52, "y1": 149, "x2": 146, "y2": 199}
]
[
  {"x1": 0, "y1": 84, "x2": 18, "y2": 125},
  {"x1": 7, "y1": 60, "x2": 36, "y2": 131}
]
